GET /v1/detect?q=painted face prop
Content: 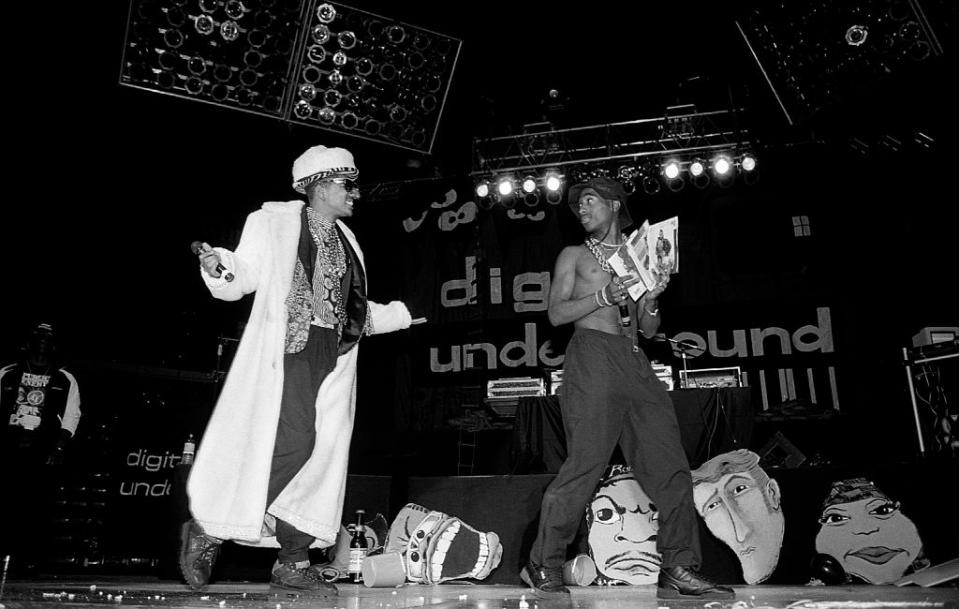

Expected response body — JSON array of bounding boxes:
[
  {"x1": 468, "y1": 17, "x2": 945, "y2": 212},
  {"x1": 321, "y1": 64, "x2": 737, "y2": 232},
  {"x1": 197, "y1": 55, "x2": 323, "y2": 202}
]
[
  {"x1": 587, "y1": 465, "x2": 661, "y2": 585},
  {"x1": 692, "y1": 450, "x2": 784, "y2": 584},
  {"x1": 815, "y1": 478, "x2": 923, "y2": 584},
  {"x1": 385, "y1": 503, "x2": 502, "y2": 584}
]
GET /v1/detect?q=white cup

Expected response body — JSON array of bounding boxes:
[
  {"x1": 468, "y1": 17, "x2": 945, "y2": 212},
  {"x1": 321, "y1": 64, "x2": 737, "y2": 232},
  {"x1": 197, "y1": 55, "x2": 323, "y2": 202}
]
[
  {"x1": 563, "y1": 554, "x2": 597, "y2": 586},
  {"x1": 362, "y1": 551, "x2": 407, "y2": 587}
]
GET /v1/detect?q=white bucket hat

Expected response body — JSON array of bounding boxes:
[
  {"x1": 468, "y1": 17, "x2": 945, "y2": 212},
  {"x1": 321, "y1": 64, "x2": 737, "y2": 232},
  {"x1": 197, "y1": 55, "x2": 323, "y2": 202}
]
[{"x1": 291, "y1": 145, "x2": 359, "y2": 194}]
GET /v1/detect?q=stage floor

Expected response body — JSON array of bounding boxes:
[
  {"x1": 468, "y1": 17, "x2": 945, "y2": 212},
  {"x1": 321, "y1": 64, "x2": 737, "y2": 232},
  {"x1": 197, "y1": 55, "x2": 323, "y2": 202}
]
[{"x1": 1, "y1": 578, "x2": 957, "y2": 609}]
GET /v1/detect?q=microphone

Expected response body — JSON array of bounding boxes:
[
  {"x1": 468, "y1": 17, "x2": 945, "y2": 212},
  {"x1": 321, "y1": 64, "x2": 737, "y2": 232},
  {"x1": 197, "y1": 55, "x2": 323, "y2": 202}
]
[
  {"x1": 191, "y1": 240, "x2": 234, "y2": 282},
  {"x1": 618, "y1": 303, "x2": 631, "y2": 327}
]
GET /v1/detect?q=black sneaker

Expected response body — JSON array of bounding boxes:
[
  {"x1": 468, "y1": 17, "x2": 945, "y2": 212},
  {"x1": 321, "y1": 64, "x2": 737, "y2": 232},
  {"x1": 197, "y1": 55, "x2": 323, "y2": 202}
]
[
  {"x1": 178, "y1": 519, "x2": 222, "y2": 590},
  {"x1": 271, "y1": 561, "x2": 338, "y2": 597},
  {"x1": 520, "y1": 559, "x2": 569, "y2": 598},
  {"x1": 657, "y1": 565, "x2": 735, "y2": 599}
]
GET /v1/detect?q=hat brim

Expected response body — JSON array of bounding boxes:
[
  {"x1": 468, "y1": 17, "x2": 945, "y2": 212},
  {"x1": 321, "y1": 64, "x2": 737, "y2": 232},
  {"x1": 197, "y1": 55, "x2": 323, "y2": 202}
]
[{"x1": 293, "y1": 167, "x2": 360, "y2": 194}]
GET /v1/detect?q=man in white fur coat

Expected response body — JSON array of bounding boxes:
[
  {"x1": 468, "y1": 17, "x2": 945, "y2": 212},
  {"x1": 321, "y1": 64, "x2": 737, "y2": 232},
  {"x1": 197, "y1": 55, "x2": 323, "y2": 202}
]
[{"x1": 179, "y1": 145, "x2": 417, "y2": 595}]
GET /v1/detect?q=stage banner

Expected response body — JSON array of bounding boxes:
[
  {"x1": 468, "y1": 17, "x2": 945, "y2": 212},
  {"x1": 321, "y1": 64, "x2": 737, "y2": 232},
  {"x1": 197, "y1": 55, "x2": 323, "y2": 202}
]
[{"x1": 357, "y1": 179, "x2": 842, "y2": 431}]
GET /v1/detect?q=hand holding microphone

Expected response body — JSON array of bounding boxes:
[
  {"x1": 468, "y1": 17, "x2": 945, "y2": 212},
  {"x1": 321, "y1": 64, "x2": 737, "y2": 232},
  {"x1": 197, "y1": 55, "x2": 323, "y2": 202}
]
[
  {"x1": 191, "y1": 240, "x2": 234, "y2": 282},
  {"x1": 603, "y1": 276, "x2": 636, "y2": 327}
]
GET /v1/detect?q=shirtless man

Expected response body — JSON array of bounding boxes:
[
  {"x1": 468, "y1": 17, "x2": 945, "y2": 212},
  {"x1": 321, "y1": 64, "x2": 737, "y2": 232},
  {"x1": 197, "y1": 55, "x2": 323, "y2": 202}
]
[{"x1": 521, "y1": 176, "x2": 733, "y2": 600}]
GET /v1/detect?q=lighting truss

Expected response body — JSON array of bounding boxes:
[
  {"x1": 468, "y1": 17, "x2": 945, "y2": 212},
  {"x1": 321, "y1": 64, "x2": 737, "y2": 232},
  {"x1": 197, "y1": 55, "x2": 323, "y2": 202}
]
[
  {"x1": 287, "y1": 2, "x2": 461, "y2": 152},
  {"x1": 119, "y1": 0, "x2": 461, "y2": 153},
  {"x1": 470, "y1": 107, "x2": 756, "y2": 188},
  {"x1": 736, "y1": 0, "x2": 944, "y2": 125}
]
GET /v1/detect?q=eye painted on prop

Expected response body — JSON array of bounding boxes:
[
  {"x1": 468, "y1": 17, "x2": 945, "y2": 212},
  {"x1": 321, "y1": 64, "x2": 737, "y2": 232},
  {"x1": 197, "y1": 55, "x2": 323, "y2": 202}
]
[
  {"x1": 870, "y1": 501, "x2": 900, "y2": 518},
  {"x1": 733, "y1": 483, "x2": 752, "y2": 495},
  {"x1": 703, "y1": 498, "x2": 723, "y2": 514},
  {"x1": 592, "y1": 497, "x2": 624, "y2": 525},
  {"x1": 818, "y1": 511, "x2": 851, "y2": 525}
]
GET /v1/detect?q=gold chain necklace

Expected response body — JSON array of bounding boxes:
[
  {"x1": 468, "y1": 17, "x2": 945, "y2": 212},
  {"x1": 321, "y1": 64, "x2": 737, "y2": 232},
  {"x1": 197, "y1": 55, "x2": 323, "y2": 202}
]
[{"x1": 584, "y1": 237, "x2": 622, "y2": 274}]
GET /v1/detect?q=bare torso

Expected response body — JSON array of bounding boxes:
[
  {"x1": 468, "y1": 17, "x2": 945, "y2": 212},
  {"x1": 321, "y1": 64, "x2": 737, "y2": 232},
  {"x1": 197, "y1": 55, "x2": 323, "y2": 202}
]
[{"x1": 570, "y1": 245, "x2": 636, "y2": 337}]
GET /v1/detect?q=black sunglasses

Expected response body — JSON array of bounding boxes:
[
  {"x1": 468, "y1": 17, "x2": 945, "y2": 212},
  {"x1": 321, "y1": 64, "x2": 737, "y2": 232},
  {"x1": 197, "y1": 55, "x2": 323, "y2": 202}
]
[{"x1": 327, "y1": 178, "x2": 359, "y2": 191}]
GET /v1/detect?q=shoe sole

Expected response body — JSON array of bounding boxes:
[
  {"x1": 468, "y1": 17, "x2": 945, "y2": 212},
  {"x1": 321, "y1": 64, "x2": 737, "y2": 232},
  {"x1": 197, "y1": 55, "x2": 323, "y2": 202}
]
[
  {"x1": 178, "y1": 521, "x2": 208, "y2": 591},
  {"x1": 519, "y1": 567, "x2": 570, "y2": 599},
  {"x1": 657, "y1": 586, "x2": 735, "y2": 600}
]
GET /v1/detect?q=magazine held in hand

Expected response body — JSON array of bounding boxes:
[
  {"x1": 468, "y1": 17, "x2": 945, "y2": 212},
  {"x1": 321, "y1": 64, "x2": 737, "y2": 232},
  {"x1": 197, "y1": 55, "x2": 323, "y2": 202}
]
[{"x1": 606, "y1": 216, "x2": 679, "y2": 300}]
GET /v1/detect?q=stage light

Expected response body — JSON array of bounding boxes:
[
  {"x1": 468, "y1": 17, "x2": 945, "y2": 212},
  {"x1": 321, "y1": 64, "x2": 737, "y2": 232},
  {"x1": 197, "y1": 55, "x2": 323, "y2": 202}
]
[
  {"x1": 663, "y1": 159, "x2": 685, "y2": 192},
  {"x1": 195, "y1": 14, "x2": 215, "y2": 35},
  {"x1": 741, "y1": 153, "x2": 757, "y2": 172},
  {"x1": 544, "y1": 171, "x2": 563, "y2": 192},
  {"x1": 477, "y1": 194, "x2": 494, "y2": 211},
  {"x1": 497, "y1": 177, "x2": 514, "y2": 197},
  {"x1": 475, "y1": 181, "x2": 490, "y2": 198},
  {"x1": 524, "y1": 191, "x2": 540, "y2": 207},
  {"x1": 294, "y1": 100, "x2": 313, "y2": 119},
  {"x1": 316, "y1": 3, "x2": 337, "y2": 23},
  {"x1": 617, "y1": 165, "x2": 638, "y2": 181},
  {"x1": 521, "y1": 175, "x2": 537, "y2": 193},
  {"x1": 122, "y1": 0, "x2": 294, "y2": 118},
  {"x1": 545, "y1": 189, "x2": 562, "y2": 205},
  {"x1": 690, "y1": 158, "x2": 710, "y2": 189},
  {"x1": 663, "y1": 160, "x2": 681, "y2": 180},
  {"x1": 712, "y1": 154, "x2": 732, "y2": 176},
  {"x1": 689, "y1": 158, "x2": 706, "y2": 177},
  {"x1": 220, "y1": 20, "x2": 240, "y2": 42},
  {"x1": 642, "y1": 174, "x2": 661, "y2": 195},
  {"x1": 123, "y1": 0, "x2": 462, "y2": 154}
]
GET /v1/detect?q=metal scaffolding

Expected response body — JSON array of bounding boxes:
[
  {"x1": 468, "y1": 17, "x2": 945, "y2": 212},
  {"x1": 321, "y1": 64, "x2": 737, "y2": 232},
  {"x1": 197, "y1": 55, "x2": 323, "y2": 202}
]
[{"x1": 470, "y1": 106, "x2": 756, "y2": 178}]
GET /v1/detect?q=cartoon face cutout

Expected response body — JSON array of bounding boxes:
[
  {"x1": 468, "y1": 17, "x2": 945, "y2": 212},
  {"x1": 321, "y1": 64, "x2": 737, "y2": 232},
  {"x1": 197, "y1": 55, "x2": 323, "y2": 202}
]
[
  {"x1": 692, "y1": 450, "x2": 784, "y2": 584},
  {"x1": 587, "y1": 469, "x2": 661, "y2": 585},
  {"x1": 385, "y1": 503, "x2": 502, "y2": 584},
  {"x1": 815, "y1": 481, "x2": 923, "y2": 584}
]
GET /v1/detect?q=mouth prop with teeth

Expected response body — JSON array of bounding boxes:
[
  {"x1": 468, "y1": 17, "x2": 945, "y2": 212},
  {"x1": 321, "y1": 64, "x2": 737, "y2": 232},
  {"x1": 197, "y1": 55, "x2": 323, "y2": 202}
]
[{"x1": 385, "y1": 503, "x2": 503, "y2": 584}]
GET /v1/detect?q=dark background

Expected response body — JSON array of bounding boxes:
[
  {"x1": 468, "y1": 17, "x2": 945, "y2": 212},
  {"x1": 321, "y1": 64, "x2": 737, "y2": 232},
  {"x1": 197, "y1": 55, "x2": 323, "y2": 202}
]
[
  {"x1": 2, "y1": 0, "x2": 957, "y2": 583},
  {"x1": 2, "y1": 1, "x2": 957, "y2": 468}
]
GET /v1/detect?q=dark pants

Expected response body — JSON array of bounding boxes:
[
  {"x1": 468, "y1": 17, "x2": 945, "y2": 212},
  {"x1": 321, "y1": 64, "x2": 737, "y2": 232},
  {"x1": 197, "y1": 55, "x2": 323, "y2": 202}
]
[
  {"x1": 267, "y1": 326, "x2": 338, "y2": 564},
  {"x1": 530, "y1": 328, "x2": 701, "y2": 570}
]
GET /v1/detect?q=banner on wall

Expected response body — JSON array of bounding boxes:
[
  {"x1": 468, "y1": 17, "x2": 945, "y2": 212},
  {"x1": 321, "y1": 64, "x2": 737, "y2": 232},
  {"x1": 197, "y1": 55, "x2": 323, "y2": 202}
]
[{"x1": 368, "y1": 180, "x2": 841, "y2": 421}]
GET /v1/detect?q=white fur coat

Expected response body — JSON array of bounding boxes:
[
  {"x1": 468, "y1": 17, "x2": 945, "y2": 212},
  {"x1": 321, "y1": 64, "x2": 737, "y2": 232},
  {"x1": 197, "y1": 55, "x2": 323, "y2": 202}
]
[{"x1": 187, "y1": 200, "x2": 411, "y2": 547}]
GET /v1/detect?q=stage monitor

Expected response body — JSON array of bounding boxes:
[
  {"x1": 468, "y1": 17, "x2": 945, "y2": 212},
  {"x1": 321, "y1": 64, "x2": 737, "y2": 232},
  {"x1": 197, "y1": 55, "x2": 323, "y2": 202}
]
[
  {"x1": 912, "y1": 326, "x2": 958, "y2": 347},
  {"x1": 679, "y1": 366, "x2": 743, "y2": 389}
]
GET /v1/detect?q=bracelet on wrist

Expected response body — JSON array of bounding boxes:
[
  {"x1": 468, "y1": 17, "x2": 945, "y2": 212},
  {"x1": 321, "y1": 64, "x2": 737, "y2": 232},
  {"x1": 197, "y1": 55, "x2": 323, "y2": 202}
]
[
  {"x1": 600, "y1": 288, "x2": 613, "y2": 307},
  {"x1": 594, "y1": 290, "x2": 603, "y2": 308}
]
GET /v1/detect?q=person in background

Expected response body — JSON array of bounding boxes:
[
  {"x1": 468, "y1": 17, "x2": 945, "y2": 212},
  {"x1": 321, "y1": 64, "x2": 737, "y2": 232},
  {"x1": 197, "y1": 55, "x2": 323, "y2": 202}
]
[{"x1": 0, "y1": 322, "x2": 81, "y2": 573}]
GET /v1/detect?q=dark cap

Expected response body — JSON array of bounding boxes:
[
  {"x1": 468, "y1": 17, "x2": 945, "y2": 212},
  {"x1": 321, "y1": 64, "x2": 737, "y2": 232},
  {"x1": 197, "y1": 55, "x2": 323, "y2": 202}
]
[{"x1": 567, "y1": 177, "x2": 633, "y2": 229}]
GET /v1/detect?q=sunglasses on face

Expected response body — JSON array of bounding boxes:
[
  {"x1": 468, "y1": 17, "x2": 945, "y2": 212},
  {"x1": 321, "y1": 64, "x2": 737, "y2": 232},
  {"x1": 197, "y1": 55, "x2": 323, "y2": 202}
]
[{"x1": 327, "y1": 178, "x2": 359, "y2": 191}]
